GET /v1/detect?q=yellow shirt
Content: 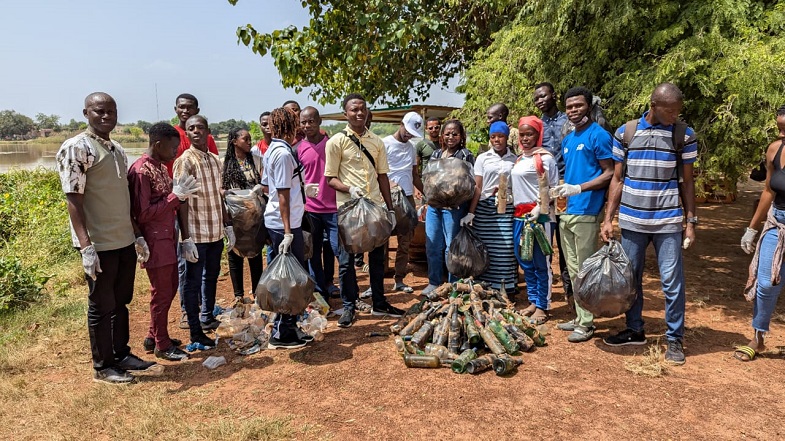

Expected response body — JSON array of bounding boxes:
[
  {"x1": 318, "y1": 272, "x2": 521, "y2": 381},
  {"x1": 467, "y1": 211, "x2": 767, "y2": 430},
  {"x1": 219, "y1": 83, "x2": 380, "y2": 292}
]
[{"x1": 325, "y1": 126, "x2": 390, "y2": 208}]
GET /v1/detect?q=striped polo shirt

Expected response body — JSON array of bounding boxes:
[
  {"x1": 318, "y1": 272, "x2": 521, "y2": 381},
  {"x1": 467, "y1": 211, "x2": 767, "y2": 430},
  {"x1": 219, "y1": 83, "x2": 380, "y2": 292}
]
[{"x1": 612, "y1": 112, "x2": 697, "y2": 234}]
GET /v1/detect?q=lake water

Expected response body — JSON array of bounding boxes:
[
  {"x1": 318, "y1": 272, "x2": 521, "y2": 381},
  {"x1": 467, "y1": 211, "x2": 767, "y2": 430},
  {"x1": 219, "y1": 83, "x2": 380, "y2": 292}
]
[{"x1": 0, "y1": 141, "x2": 227, "y2": 173}]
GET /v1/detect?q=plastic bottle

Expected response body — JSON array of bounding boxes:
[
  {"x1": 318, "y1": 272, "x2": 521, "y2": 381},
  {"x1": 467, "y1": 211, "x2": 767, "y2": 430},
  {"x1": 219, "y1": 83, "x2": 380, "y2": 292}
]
[
  {"x1": 403, "y1": 353, "x2": 441, "y2": 368},
  {"x1": 466, "y1": 354, "x2": 497, "y2": 374},
  {"x1": 493, "y1": 354, "x2": 524, "y2": 376},
  {"x1": 450, "y1": 348, "x2": 477, "y2": 373}
]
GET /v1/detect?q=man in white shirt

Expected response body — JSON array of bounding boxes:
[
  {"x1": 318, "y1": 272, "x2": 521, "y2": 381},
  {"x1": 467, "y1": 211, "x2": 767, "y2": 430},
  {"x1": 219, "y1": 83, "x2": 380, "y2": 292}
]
[{"x1": 383, "y1": 112, "x2": 425, "y2": 293}]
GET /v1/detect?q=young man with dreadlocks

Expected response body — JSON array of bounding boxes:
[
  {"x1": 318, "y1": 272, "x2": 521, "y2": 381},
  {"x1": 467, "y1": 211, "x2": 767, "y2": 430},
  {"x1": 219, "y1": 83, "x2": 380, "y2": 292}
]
[{"x1": 222, "y1": 127, "x2": 264, "y2": 303}]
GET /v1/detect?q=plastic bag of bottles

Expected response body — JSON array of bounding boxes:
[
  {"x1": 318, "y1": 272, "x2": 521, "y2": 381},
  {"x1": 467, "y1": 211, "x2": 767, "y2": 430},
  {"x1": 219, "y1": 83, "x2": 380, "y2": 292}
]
[
  {"x1": 225, "y1": 185, "x2": 267, "y2": 258},
  {"x1": 421, "y1": 158, "x2": 475, "y2": 209},
  {"x1": 446, "y1": 227, "x2": 490, "y2": 278},
  {"x1": 337, "y1": 197, "x2": 393, "y2": 254},
  {"x1": 255, "y1": 252, "x2": 316, "y2": 315},
  {"x1": 391, "y1": 186, "x2": 418, "y2": 235},
  {"x1": 574, "y1": 239, "x2": 636, "y2": 318},
  {"x1": 297, "y1": 307, "x2": 327, "y2": 341}
]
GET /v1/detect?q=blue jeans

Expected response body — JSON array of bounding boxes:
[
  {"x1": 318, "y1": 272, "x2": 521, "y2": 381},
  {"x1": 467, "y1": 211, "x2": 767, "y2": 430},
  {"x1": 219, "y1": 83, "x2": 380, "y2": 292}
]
[
  {"x1": 338, "y1": 243, "x2": 386, "y2": 311},
  {"x1": 513, "y1": 220, "x2": 553, "y2": 310},
  {"x1": 753, "y1": 208, "x2": 785, "y2": 332},
  {"x1": 425, "y1": 204, "x2": 466, "y2": 285},
  {"x1": 306, "y1": 212, "x2": 340, "y2": 295},
  {"x1": 268, "y1": 228, "x2": 306, "y2": 342},
  {"x1": 182, "y1": 239, "x2": 224, "y2": 339},
  {"x1": 621, "y1": 229, "x2": 685, "y2": 341}
]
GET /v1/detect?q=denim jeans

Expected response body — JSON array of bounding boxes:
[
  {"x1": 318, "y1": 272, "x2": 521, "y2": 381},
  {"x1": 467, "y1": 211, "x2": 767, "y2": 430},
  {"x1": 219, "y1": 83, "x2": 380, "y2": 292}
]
[
  {"x1": 182, "y1": 239, "x2": 224, "y2": 339},
  {"x1": 305, "y1": 212, "x2": 340, "y2": 295},
  {"x1": 753, "y1": 208, "x2": 785, "y2": 332},
  {"x1": 621, "y1": 229, "x2": 685, "y2": 341},
  {"x1": 267, "y1": 228, "x2": 306, "y2": 341},
  {"x1": 513, "y1": 220, "x2": 553, "y2": 310},
  {"x1": 338, "y1": 243, "x2": 387, "y2": 311},
  {"x1": 425, "y1": 204, "x2": 467, "y2": 286}
]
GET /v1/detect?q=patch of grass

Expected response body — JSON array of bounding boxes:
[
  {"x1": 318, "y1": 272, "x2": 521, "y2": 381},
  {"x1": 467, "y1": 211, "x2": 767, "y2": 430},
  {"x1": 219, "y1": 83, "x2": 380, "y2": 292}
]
[{"x1": 624, "y1": 340, "x2": 670, "y2": 377}]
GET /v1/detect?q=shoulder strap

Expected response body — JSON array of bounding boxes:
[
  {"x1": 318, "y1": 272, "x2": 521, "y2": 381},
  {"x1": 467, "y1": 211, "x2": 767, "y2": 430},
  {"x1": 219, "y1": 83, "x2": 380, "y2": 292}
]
[
  {"x1": 342, "y1": 129, "x2": 376, "y2": 169},
  {"x1": 673, "y1": 121, "x2": 687, "y2": 184},
  {"x1": 268, "y1": 142, "x2": 306, "y2": 204}
]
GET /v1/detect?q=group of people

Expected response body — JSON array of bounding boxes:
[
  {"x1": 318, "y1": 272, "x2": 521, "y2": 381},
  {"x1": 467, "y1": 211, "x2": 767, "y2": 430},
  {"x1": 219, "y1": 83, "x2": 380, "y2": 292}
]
[{"x1": 63, "y1": 78, "x2": 785, "y2": 385}]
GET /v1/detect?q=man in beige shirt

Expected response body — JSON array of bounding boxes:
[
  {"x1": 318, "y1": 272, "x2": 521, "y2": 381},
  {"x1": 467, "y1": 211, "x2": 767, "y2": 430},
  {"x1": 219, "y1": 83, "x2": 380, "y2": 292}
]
[{"x1": 325, "y1": 93, "x2": 406, "y2": 328}]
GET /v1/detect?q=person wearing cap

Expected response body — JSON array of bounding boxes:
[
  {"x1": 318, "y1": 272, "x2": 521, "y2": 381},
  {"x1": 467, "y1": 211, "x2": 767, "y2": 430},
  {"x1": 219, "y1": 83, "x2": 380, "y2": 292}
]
[
  {"x1": 383, "y1": 112, "x2": 425, "y2": 294},
  {"x1": 462, "y1": 121, "x2": 518, "y2": 295},
  {"x1": 509, "y1": 117, "x2": 559, "y2": 324}
]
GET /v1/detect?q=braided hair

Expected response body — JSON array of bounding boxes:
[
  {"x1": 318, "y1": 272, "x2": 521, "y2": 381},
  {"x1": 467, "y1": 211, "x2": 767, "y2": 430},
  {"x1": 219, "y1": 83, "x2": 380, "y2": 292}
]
[
  {"x1": 269, "y1": 107, "x2": 299, "y2": 141},
  {"x1": 222, "y1": 127, "x2": 260, "y2": 190}
]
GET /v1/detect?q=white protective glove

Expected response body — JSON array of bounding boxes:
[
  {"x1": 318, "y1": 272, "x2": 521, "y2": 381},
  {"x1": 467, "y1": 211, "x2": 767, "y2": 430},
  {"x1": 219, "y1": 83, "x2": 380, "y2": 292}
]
[
  {"x1": 528, "y1": 204, "x2": 541, "y2": 220},
  {"x1": 80, "y1": 245, "x2": 102, "y2": 280},
  {"x1": 224, "y1": 226, "x2": 236, "y2": 250},
  {"x1": 349, "y1": 186, "x2": 365, "y2": 200},
  {"x1": 278, "y1": 233, "x2": 294, "y2": 254},
  {"x1": 551, "y1": 183, "x2": 582, "y2": 198},
  {"x1": 172, "y1": 174, "x2": 200, "y2": 201},
  {"x1": 460, "y1": 213, "x2": 475, "y2": 227},
  {"x1": 134, "y1": 236, "x2": 150, "y2": 263},
  {"x1": 741, "y1": 227, "x2": 758, "y2": 254},
  {"x1": 305, "y1": 183, "x2": 319, "y2": 198},
  {"x1": 387, "y1": 209, "x2": 397, "y2": 230},
  {"x1": 181, "y1": 238, "x2": 199, "y2": 263}
]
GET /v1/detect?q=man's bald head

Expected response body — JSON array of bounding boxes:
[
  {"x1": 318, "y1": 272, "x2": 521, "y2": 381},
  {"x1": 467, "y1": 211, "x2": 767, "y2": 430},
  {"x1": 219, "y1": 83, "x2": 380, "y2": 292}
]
[
  {"x1": 651, "y1": 82, "x2": 684, "y2": 106},
  {"x1": 486, "y1": 103, "x2": 510, "y2": 125},
  {"x1": 300, "y1": 106, "x2": 320, "y2": 120},
  {"x1": 84, "y1": 92, "x2": 115, "y2": 107}
]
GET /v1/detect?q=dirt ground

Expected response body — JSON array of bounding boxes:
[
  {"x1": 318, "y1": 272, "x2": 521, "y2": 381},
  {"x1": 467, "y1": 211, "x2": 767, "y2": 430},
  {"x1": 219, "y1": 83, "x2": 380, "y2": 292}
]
[{"x1": 23, "y1": 180, "x2": 785, "y2": 440}]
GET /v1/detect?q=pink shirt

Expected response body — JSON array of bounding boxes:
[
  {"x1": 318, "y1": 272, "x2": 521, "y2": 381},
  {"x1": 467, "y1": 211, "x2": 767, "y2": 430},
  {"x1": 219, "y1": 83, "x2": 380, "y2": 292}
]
[{"x1": 298, "y1": 134, "x2": 337, "y2": 213}]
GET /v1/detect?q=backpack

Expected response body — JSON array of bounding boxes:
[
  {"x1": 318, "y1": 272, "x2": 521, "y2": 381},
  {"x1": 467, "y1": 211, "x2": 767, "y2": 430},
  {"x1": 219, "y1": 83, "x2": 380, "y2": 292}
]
[{"x1": 621, "y1": 119, "x2": 688, "y2": 184}]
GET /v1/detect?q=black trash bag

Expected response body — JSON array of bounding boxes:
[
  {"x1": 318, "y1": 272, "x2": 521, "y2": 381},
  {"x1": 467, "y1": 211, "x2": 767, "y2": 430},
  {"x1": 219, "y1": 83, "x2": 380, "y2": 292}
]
[
  {"x1": 337, "y1": 197, "x2": 393, "y2": 254},
  {"x1": 225, "y1": 185, "x2": 267, "y2": 258},
  {"x1": 574, "y1": 239, "x2": 637, "y2": 318},
  {"x1": 422, "y1": 158, "x2": 475, "y2": 209},
  {"x1": 446, "y1": 227, "x2": 490, "y2": 278},
  {"x1": 391, "y1": 186, "x2": 418, "y2": 235},
  {"x1": 255, "y1": 252, "x2": 315, "y2": 315}
]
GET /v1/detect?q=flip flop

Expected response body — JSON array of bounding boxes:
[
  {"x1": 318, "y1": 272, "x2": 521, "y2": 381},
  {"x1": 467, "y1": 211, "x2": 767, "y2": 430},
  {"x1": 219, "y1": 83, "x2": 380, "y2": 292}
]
[
  {"x1": 520, "y1": 305, "x2": 537, "y2": 317},
  {"x1": 734, "y1": 345, "x2": 758, "y2": 362},
  {"x1": 528, "y1": 313, "x2": 548, "y2": 326}
]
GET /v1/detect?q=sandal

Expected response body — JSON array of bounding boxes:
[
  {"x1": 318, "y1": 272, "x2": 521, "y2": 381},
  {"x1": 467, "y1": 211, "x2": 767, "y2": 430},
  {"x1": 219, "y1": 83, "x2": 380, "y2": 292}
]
[
  {"x1": 528, "y1": 311, "x2": 548, "y2": 326},
  {"x1": 520, "y1": 304, "x2": 537, "y2": 317},
  {"x1": 734, "y1": 345, "x2": 758, "y2": 362}
]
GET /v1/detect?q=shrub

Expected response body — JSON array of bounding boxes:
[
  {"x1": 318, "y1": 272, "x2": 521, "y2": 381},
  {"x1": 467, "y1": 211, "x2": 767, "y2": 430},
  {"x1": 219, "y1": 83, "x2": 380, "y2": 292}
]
[{"x1": 0, "y1": 256, "x2": 49, "y2": 313}]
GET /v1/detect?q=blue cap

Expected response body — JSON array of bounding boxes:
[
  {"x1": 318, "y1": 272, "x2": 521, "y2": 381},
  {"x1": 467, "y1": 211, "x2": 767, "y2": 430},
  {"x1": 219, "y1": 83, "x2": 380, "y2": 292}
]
[{"x1": 489, "y1": 121, "x2": 510, "y2": 137}]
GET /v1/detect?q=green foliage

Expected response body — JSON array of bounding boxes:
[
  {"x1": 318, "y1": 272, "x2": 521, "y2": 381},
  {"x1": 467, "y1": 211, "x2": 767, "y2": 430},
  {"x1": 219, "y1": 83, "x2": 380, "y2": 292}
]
[
  {"x1": 457, "y1": 0, "x2": 785, "y2": 186},
  {"x1": 66, "y1": 118, "x2": 81, "y2": 131},
  {"x1": 127, "y1": 126, "x2": 144, "y2": 140},
  {"x1": 0, "y1": 257, "x2": 49, "y2": 313},
  {"x1": 229, "y1": 0, "x2": 522, "y2": 105},
  {"x1": 135, "y1": 120, "x2": 153, "y2": 133},
  {"x1": 0, "y1": 110, "x2": 35, "y2": 139},
  {"x1": 34, "y1": 113, "x2": 61, "y2": 132},
  {"x1": 248, "y1": 121, "x2": 262, "y2": 143},
  {"x1": 209, "y1": 119, "x2": 250, "y2": 137}
]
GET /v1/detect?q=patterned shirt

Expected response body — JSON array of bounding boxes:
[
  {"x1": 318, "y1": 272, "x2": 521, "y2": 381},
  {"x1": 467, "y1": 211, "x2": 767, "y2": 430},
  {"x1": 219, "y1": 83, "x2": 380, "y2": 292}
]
[
  {"x1": 164, "y1": 125, "x2": 219, "y2": 177},
  {"x1": 56, "y1": 131, "x2": 135, "y2": 252},
  {"x1": 612, "y1": 112, "x2": 698, "y2": 234},
  {"x1": 173, "y1": 147, "x2": 225, "y2": 243},
  {"x1": 128, "y1": 153, "x2": 180, "y2": 268}
]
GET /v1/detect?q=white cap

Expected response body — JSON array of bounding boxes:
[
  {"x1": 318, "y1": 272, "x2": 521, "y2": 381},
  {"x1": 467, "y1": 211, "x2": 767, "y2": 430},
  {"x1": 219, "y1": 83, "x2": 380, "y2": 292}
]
[{"x1": 402, "y1": 111, "x2": 424, "y2": 138}]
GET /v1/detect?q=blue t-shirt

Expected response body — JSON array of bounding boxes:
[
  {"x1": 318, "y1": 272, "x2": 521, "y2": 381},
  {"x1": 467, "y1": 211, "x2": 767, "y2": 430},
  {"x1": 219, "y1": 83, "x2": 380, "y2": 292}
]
[{"x1": 561, "y1": 122, "x2": 613, "y2": 216}]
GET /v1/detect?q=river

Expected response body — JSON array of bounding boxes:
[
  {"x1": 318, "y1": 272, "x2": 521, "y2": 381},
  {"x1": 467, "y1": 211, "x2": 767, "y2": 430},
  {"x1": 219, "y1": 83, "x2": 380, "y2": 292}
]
[{"x1": 0, "y1": 141, "x2": 227, "y2": 173}]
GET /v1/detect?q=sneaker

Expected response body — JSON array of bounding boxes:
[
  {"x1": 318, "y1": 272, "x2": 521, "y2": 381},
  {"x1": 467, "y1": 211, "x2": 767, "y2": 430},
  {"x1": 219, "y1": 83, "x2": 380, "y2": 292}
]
[
  {"x1": 394, "y1": 282, "x2": 414, "y2": 294},
  {"x1": 200, "y1": 318, "x2": 220, "y2": 331},
  {"x1": 355, "y1": 299, "x2": 372, "y2": 313},
  {"x1": 665, "y1": 340, "x2": 686, "y2": 365},
  {"x1": 93, "y1": 367, "x2": 134, "y2": 385},
  {"x1": 354, "y1": 255, "x2": 365, "y2": 268},
  {"x1": 143, "y1": 337, "x2": 182, "y2": 353},
  {"x1": 567, "y1": 326, "x2": 595, "y2": 343},
  {"x1": 191, "y1": 334, "x2": 216, "y2": 348},
  {"x1": 556, "y1": 319, "x2": 577, "y2": 332},
  {"x1": 337, "y1": 309, "x2": 355, "y2": 328},
  {"x1": 359, "y1": 287, "x2": 373, "y2": 299},
  {"x1": 115, "y1": 354, "x2": 157, "y2": 373},
  {"x1": 267, "y1": 336, "x2": 307, "y2": 350},
  {"x1": 154, "y1": 346, "x2": 189, "y2": 361},
  {"x1": 372, "y1": 302, "x2": 405, "y2": 317},
  {"x1": 296, "y1": 327, "x2": 315, "y2": 342},
  {"x1": 603, "y1": 329, "x2": 647, "y2": 347},
  {"x1": 179, "y1": 312, "x2": 189, "y2": 329},
  {"x1": 421, "y1": 284, "x2": 439, "y2": 295}
]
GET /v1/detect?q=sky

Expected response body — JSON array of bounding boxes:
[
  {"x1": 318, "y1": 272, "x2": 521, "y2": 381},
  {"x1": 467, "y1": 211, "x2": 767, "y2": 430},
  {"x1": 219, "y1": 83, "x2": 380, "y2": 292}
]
[{"x1": 0, "y1": 0, "x2": 465, "y2": 125}]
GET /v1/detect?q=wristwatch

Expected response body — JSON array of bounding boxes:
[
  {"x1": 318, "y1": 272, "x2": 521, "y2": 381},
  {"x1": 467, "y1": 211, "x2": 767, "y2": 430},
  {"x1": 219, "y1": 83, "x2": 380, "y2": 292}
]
[{"x1": 686, "y1": 216, "x2": 698, "y2": 225}]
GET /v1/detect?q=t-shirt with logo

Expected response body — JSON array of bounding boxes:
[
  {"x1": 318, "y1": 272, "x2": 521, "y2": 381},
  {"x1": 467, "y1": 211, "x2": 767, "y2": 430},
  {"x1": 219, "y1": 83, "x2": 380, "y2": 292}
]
[
  {"x1": 561, "y1": 122, "x2": 612, "y2": 216},
  {"x1": 383, "y1": 135, "x2": 417, "y2": 196}
]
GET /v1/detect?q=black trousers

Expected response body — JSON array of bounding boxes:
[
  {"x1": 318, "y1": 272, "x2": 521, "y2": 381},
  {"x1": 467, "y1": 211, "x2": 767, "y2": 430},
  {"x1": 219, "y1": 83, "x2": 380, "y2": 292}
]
[
  {"x1": 85, "y1": 244, "x2": 136, "y2": 370},
  {"x1": 227, "y1": 249, "x2": 264, "y2": 297}
]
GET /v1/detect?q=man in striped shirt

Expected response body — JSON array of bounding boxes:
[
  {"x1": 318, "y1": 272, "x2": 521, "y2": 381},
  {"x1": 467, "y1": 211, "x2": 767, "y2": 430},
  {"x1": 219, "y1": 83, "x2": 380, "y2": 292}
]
[{"x1": 600, "y1": 83, "x2": 698, "y2": 366}]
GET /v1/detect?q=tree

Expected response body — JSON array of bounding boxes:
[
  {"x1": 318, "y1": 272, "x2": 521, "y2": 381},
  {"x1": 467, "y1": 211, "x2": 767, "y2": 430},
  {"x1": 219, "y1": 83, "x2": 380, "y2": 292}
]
[
  {"x1": 34, "y1": 113, "x2": 60, "y2": 132},
  {"x1": 0, "y1": 110, "x2": 35, "y2": 139},
  {"x1": 248, "y1": 121, "x2": 262, "y2": 143},
  {"x1": 136, "y1": 120, "x2": 153, "y2": 134},
  {"x1": 456, "y1": 0, "x2": 785, "y2": 188},
  {"x1": 229, "y1": 0, "x2": 519, "y2": 105},
  {"x1": 66, "y1": 118, "x2": 81, "y2": 132}
]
